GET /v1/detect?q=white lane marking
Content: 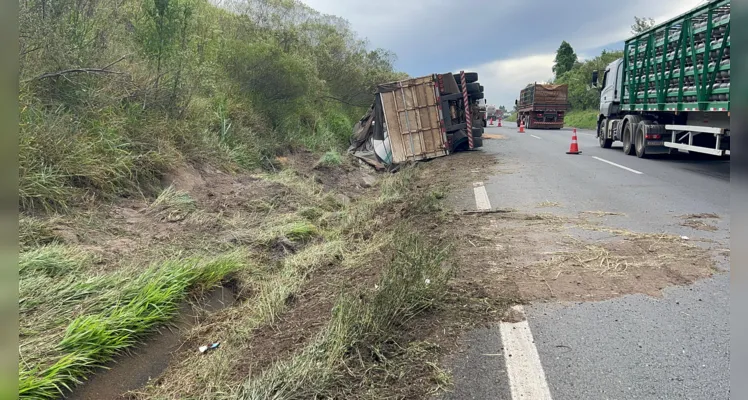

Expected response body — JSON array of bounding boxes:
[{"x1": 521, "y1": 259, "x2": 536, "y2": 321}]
[
  {"x1": 471, "y1": 184, "x2": 553, "y2": 400},
  {"x1": 530, "y1": 134, "x2": 542, "y2": 139},
  {"x1": 472, "y1": 182, "x2": 491, "y2": 211},
  {"x1": 592, "y1": 156, "x2": 644, "y2": 175},
  {"x1": 500, "y1": 305, "x2": 554, "y2": 400}
]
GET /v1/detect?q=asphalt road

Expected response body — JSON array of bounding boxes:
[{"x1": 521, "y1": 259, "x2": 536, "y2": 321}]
[{"x1": 444, "y1": 123, "x2": 730, "y2": 400}]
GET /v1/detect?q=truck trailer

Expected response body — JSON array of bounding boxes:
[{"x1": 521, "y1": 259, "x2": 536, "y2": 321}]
[
  {"x1": 593, "y1": 0, "x2": 730, "y2": 158},
  {"x1": 348, "y1": 72, "x2": 486, "y2": 168},
  {"x1": 515, "y1": 83, "x2": 569, "y2": 129}
]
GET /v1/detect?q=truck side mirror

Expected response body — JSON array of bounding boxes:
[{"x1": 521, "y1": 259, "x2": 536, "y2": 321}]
[
  {"x1": 514, "y1": 99, "x2": 518, "y2": 105},
  {"x1": 591, "y1": 70, "x2": 599, "y2": 87}
]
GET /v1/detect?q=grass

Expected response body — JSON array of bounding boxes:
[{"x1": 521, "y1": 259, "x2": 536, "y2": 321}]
[
  {"x1": 148, "y1": 185, "x2": 198, "y2": 222},
  {"x1": 563, "y1": 109, "x2": 598, "y2": 130},
  {"x1": 18, "y1": 250, "x2": 247, "y2": 400},
  {"x1": 19, "y1": 244, "x2": 94, "y2": 278},
  {"x1": 236, "y1": 231, "x2": 454, "y2": 400},
  {"x1": 315, "y1": 150, "x2": 343, "y2": 168},
  {"x1": 19, "y1": 216, "x2": 63, "y2": 250}
]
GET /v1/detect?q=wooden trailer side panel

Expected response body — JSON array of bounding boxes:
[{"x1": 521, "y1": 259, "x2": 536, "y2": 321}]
[{"x1": 380, "y1": 76, "x2": 448, "y2": 163}]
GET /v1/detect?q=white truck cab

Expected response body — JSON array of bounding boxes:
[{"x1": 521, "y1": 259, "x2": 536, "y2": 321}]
[{"x1": 597, "y1": 59, "x2": 624, "y2": 118}]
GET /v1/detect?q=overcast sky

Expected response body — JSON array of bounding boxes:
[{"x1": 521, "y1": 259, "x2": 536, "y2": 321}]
[{"x1": 299, "y1": 0, "x2": 705, "y2": 109}]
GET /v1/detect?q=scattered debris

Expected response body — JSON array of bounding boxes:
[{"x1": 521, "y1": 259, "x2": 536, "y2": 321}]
[
  {"x1": 581, "y1": 210, "x2": 625, "y2": 217},
  {"x1": 680, "y1": 218, "x2": 719, "y2": 232},
  {"x1": 199, "y1": 342, "x2": 220, "y2": 354},
  {"x1": 680, "y1": 213, "x2": 719, "y2": 219}
]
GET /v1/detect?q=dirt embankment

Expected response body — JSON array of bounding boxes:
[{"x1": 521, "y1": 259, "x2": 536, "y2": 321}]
[{"x1": 22, "y1": 148, "x2": 724, "y2": 400}]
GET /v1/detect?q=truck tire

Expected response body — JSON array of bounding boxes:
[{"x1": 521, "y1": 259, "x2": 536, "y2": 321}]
[
  {"x1": 634, "y1": 120, "x2": 654, "y2": 158},
  {"x1": 472, "y1": 137, "x2": 483, "y2": 148},
  {"x1": 453, "y1": 72, "x2": 478, "y2": 83},
  {"x1": 598, "y1": 119, "x2": 613, "y2": 148},
  {"x1": 462, "y1": 82, "x2": 480, "y2": 93},
  {"x1": 472, "y1": 127, "x2": 483, "y2": 137},
  {"x1": 471, "y1": 92, "x2": 484, "y2": 100},
  {"x1": 622, "y1": 122, "x2": 635, "y2": 155}
]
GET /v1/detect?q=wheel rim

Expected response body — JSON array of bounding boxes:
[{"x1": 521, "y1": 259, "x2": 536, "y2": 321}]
[{"x1": 623, "y1": 129, "x2": 631, "y2": 152}]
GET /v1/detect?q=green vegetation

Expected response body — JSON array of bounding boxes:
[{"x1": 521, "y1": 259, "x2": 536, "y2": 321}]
[
  {"x1": 563, "y1": 109, "x2": 598, "y2": 130},
  {"x1": 19, "y1": 0, "x2": 406, "y2": 212},
  {"x1": 552, "y1": 40, "x2": 578, "y2": 79},
  {"x1": 19, "y1": 249, "x2": 246, "y2": 399},
  {"x1": 552, "y1": 48, "x2": 624, "y2": 128},
  {"x1": 237, "y1": 232, "x2": 453, "y2": 400},
  {"x1": 554, "y1": 49, "x2": 624, "y2": 111},
  {"x1": 551, "y1": 17, "x2": 651, "y2": 127},
  {"x1": 316, "y1": 150, "x2": 344, "y2": 167},
  {"x1": 631, "y1": 16, "x2": 656, "y2": 35}
]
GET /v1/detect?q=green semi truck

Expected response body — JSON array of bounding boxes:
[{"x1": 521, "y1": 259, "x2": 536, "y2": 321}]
[{"x1": 593, "y1": 0, "x2": 730, "y2": 157}]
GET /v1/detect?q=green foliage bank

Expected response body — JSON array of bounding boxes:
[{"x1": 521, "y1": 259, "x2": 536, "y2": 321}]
[{"x1": 19, "y1": 0, "x2": 406, "y2": 211}]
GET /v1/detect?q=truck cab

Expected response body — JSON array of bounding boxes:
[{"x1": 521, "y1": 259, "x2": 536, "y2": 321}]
[{"x1": 597, "y1": 59, "x2": 624, "y2": 119}]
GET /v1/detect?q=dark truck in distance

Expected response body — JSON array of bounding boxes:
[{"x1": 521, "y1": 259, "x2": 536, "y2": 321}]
[{"x1": 515, "y1": 83, "x2": 569, "y2": 129}]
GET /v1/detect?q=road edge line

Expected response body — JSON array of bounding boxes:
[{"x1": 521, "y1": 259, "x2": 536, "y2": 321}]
[{"x1": 471, "y1": 182, "x2": 553, "y2": 400}]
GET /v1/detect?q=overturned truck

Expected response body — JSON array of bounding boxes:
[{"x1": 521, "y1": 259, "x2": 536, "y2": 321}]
[{"x1": 349, "y1": 72, "x2": 485, "y2": 169}]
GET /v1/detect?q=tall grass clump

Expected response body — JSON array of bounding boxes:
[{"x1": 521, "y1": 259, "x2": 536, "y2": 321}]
[
  {"x1": 237, "y1": 232, "x2": 454, "y2": 399},
  {"x1": 18, "y1": 251, "x2": 246, "y2": 400}
]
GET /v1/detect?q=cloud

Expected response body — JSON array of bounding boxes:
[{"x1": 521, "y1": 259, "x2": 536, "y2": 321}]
[
  {"x1": 299, "y1": 0, "x2": 705, "y2": 74},
  {"x1": 466, "y1": 53, "x2": 556, "y2": 110},
  {"x1": 297, "y1": 0, "x2": 709, "y2": 106}
]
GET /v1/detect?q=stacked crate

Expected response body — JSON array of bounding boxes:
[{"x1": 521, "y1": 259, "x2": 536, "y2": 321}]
[{"x1": 623, "y1": 0, "x2": 730, "y2": 110}]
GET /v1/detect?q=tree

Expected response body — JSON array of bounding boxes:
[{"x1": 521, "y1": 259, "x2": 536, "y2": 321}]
[
  {"x1": 631, "y1": 16, "x2": 655, "y2": 35},
  {"x1": 552, "y1": 41, "x2": 578, "y2": 79},
  {"x1": 555, "y1": 49, "x2": 624, "y2": 110}
]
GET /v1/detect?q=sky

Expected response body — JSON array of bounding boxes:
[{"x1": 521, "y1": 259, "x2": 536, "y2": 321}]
[{"x1": 298, "y1": 0, "x2": 706, "y2": 109}]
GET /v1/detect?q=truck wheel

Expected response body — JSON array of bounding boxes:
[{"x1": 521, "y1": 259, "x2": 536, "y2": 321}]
[
  {"x1": 622, "y1": 122, "x2": 635, "y2": 155},
  {"x1": 466, "y1": 82, "x2": 481, "y2": 93},
  {"x1": 472, "y1": 137, "x2": 483, "y2": 148},
  {"x1": 598, "y1": 118, "x2": 613, "y2": 148},
  {"x1": 472, "y1": 127, "x2": 483, "y2": 137},
  {"x1": 453, "y1": 72, "x2": 478, "y2": 83},
  {"x1": 635, "y1": 122, "x2": 649, "y2": 158}
]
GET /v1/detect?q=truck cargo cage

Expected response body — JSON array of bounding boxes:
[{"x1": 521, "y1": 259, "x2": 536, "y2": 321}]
[{"x1": 622, "y1": 0, "x2": 730, "y2": 113}]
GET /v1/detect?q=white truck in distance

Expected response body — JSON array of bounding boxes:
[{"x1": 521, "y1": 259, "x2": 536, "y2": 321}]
[{"x1": 593, "y1": 0, "x2": 730, "y2": 158}]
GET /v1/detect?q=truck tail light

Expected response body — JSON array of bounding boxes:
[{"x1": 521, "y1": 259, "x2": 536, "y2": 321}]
[{"x1": 646, "y1": 134, "x2": 662, "y2": 140}]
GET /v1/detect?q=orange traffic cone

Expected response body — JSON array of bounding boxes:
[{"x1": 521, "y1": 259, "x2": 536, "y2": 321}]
[
  {"x1": 566, "y1": 128, "x2": 582, "y2": 154},
  {"x1": 497, "y1": 117, "x2": 502, "y2": 127},
  {"x1": 518, "y1": 119, "x2": 525, "y2": 133},
  {"x1": 489, "y1": 117, "x2": 494, "y2": 126}
]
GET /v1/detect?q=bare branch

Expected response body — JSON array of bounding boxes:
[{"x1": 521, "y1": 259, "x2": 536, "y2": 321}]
[{"x1": 27, "y1": 55, "x2": 130, "y2": 82}]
